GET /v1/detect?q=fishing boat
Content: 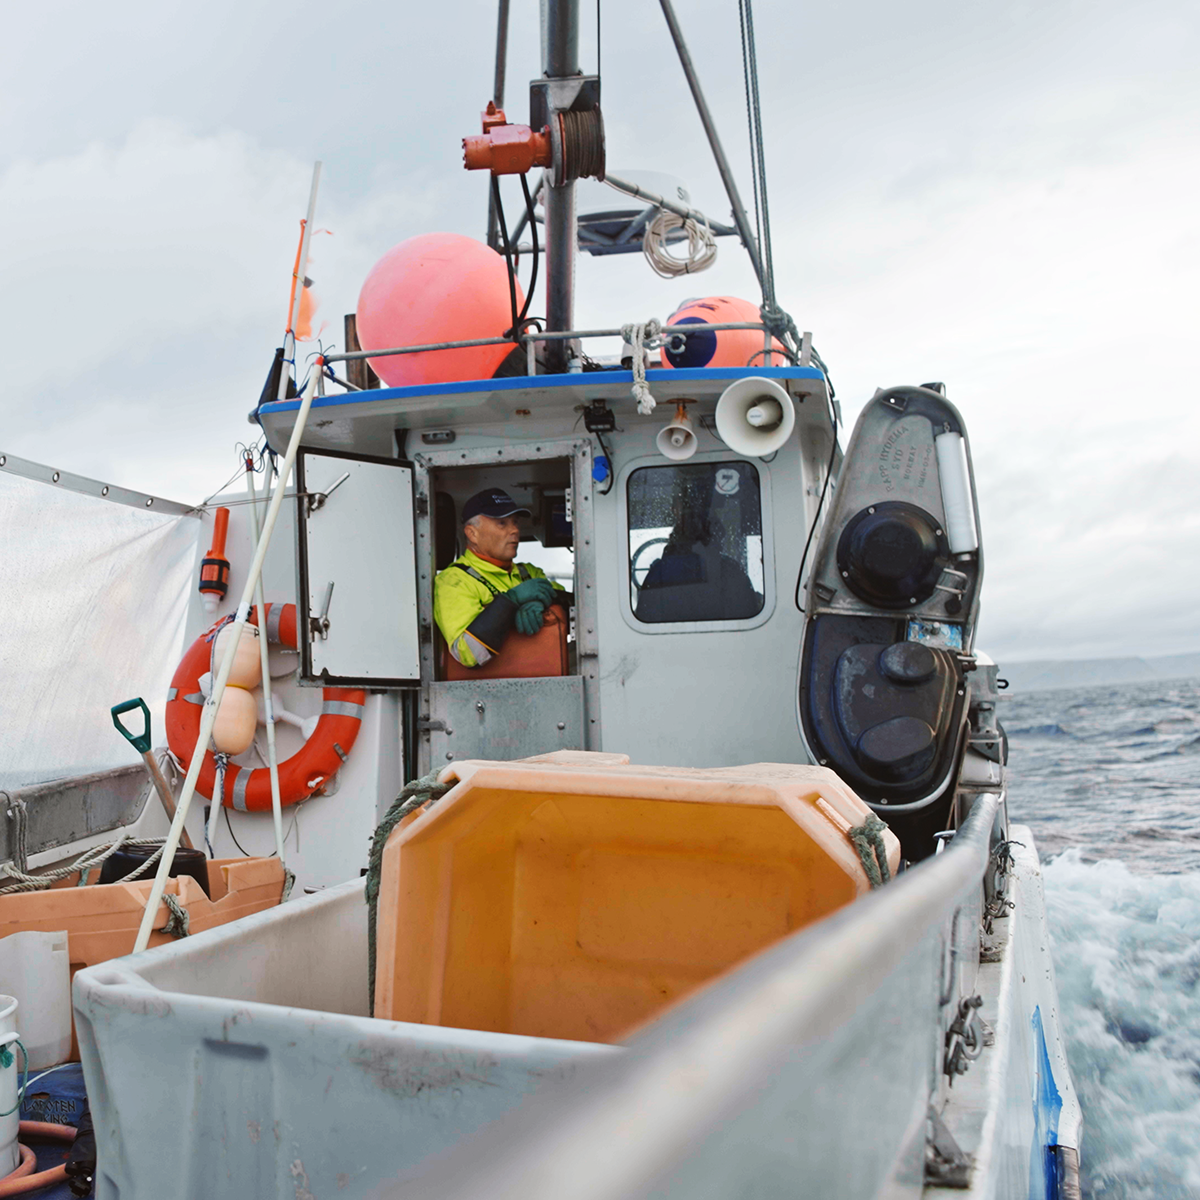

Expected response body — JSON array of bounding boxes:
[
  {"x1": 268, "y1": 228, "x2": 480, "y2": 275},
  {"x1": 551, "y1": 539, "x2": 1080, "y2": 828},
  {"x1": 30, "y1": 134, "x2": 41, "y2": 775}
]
[{"x1": 0, "y1": 1, "x2": 1081, "y2": 1196}]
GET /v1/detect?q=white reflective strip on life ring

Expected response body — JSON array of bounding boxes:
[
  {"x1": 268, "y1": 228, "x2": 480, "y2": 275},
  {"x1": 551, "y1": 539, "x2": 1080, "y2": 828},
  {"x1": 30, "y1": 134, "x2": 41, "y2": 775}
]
[
  {"x1": 231, "y1": 770, "x2": 251, "y2": 812},
  {"x1": 322, "y1": 700, "x2": 364, "y2": 719},
  {"x1": 267, "y1": 603, "x2": 284, "y2": 645}
]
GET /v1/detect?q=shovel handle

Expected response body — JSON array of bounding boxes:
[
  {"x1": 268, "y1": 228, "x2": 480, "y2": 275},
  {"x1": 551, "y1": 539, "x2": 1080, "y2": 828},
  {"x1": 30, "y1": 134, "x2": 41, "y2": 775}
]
[
  {"x1": 113, "y1": 699, "x2": 194, "y2": 851},
  {"x1": 111, "y1": 698, "x2": 152, "y2": 754}
]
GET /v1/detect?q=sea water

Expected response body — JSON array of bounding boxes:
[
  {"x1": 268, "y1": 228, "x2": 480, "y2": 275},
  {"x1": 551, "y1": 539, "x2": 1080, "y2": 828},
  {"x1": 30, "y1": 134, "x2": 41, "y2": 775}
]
[{"x1": 1003, "y1": 676, "x2": 1200, "y2": 1199}]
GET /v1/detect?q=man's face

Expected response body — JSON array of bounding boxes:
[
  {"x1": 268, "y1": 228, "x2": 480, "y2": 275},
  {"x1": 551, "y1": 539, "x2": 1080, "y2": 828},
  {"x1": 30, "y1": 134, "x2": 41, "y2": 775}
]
[{"x1": 466, "y1": 514, "x2": 521, "y2": 565}]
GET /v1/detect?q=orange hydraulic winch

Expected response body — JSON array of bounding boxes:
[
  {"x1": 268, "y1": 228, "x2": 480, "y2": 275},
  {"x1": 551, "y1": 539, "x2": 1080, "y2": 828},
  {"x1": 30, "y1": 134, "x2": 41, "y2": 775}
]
[{"x1": 462, "y1": 102, "x2": 552, "y2": 175}]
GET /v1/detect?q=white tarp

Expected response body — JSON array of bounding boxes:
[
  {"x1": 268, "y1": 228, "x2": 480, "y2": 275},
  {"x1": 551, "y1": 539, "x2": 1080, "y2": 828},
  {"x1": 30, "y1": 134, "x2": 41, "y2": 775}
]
[{"x1": 0, "y1": 472, "x2": 199, "y2": 789}]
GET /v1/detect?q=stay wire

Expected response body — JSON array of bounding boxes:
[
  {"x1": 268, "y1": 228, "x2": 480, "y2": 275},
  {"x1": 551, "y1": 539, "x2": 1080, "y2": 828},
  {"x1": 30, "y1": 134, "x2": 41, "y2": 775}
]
[
  {"x1": 739, "y1": 0, "x2": 774, "y2": 310},
  {"x1": 739, "y1": 0, "x2": 764, "y2": 294}
]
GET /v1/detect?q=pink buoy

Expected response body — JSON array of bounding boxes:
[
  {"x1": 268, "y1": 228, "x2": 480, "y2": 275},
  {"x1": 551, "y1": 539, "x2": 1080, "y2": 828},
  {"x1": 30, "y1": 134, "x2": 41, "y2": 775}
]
[
  {"x1": 659, "y1": 295, "x2": 787, "y2": 370},
  {"x1": 356, "y1": 233, "x2": 524, "y2": 387}
]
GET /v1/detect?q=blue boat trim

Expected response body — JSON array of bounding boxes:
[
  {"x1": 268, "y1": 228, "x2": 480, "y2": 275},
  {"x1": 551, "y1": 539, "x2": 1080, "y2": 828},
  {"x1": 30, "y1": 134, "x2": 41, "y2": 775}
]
[
  {"x1": 1031, "y1": 1006, "x2": 1064, "y2": 1200},
  {"x1": 259, "y1": 366, "x2": 824, "y2": 416}
]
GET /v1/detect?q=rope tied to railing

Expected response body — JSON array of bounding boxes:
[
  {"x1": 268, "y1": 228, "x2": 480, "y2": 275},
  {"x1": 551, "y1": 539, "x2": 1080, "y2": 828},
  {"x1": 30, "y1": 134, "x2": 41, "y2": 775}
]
[
  {"x1": 0, "y1": 833, "x2": 168, "y2": 896},
  {"x1": 847, "y1": 813, "x2": 892, "y2": 889},
  {"x1": 620, "y1": 319, "x2": 663, "y2": 415},
  {"x1": 364, "y1": 769, "x2": 456, "y2": 1013}
]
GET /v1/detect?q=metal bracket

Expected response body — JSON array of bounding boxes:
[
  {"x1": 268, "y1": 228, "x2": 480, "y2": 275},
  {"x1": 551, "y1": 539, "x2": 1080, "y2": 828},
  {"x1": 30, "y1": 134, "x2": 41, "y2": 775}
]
[
  {"x1": 925, "y1": 1105, "x2": 973, "y2": 1188},
  {"x1": 529, "y1": 75, "x2": 600, "y2": 130},
  {"x1": 305, "y1": 471, "x2": 351, "y2": 515},
  {"x1": 310, "y1": 582, "x2": 334, "y2": 641},
  {"x1": 944, "y1": 994, "x2": 985, "y2": 1081}
]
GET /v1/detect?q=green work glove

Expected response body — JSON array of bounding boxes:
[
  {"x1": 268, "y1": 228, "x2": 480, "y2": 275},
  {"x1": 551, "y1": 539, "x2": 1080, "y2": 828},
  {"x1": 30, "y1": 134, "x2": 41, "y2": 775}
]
[
  {"x1": 514, "y1": 600, "x2": 546, "y2": 636},
  {"x1": 507, "y1": 578, "x2": 557, "y2": 608}
]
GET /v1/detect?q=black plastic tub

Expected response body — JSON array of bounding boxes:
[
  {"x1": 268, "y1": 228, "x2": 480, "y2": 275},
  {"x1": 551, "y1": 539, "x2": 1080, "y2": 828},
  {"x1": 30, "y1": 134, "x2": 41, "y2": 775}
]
[{"x1": 98, "y1": 845, "x2": 211, "y2": 898}]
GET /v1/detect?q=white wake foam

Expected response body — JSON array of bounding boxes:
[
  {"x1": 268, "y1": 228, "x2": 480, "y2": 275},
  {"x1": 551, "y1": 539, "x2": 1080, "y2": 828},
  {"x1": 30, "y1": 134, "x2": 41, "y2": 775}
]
[{"x1": 1043, "y1": 852, "x2": 1200, "y2": 1198}]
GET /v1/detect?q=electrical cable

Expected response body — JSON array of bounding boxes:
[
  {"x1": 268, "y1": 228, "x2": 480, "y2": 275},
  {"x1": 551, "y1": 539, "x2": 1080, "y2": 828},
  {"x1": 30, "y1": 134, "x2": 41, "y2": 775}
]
[
  {"x1": 793, "y1": 381, "x2": 839, "y2": 611},
  {"x1": 222, "y1": 805, "x2": 255, "y2": 857},
  {"x1": 491, "y1": 176, "x2": 522, "y2": 338},
  {"x1": 594, "y1": 430, "x2": 615, "y2": 495},
  {"x1": 519, "y1": 172, "x2": 540, "y2": 322}
]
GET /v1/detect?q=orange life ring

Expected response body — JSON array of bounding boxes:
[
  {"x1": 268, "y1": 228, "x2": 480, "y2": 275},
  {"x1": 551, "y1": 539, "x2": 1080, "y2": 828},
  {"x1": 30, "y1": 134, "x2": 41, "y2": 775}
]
[{"x1": 165, "y1": 602, "x2": 366, "y2": 811}]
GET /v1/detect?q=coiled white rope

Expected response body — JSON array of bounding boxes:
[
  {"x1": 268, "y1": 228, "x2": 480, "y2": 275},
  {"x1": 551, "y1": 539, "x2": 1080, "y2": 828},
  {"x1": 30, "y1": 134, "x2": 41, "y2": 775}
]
[
  {"x1": 642, "y1": 208, "x2": 717, "y2": 278},
  {"x1": 620, "y1": 319, "x2": 663, "y2": 415}
]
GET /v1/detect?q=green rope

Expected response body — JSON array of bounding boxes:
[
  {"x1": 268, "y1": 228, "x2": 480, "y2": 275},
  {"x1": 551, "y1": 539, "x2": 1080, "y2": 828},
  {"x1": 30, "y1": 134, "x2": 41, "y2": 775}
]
[
  {"x1": 847, "y1": 814, "x2": 892, "y2": 889},
  {"x1": 0, "y1": 1039, "x2": 28, "y2": 1117},
  {"x1": 159, "y1": 892, "x2": 190, "y2": 938},
  {"x1": 365, "y1": 770, "x2": 454, "y2": 1015}
]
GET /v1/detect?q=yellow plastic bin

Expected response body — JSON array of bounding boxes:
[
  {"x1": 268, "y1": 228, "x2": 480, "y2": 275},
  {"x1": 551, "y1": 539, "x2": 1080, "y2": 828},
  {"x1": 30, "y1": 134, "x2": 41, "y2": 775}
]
[{"x1": 374, "y1": 751, "x2": 899, "y2": 1043}]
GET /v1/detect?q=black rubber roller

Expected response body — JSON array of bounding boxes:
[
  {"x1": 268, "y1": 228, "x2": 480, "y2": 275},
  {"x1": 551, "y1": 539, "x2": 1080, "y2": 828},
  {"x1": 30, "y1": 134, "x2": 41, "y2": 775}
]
[
  {"x1": 879, "y1": 641, "x2": 938, "y2": 685},
  {"x1": 836, "y1": 501, "x2": 948, "y2": 609},
  {"x1": 856, "y1": 715, "x2": 938, "y2": 779}
]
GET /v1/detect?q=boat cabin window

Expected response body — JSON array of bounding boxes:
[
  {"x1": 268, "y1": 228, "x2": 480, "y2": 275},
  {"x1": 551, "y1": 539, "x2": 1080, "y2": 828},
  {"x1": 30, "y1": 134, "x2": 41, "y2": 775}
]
[{"x1": 628, "y1": 461, "x2": 765, "y2": 624}]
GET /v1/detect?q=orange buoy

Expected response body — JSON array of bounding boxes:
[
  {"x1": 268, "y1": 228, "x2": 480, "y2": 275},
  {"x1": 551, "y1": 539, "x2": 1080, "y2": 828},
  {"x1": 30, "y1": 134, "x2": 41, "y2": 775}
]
[
  {"x1": 659, "y1": 296, "x2": 787, "y2": 370},
  {"x1": 212, "y1": 623, "x2": 262, "y2": 690},
  {"x1": 356, "y1": 233, "x2": 523, "y2": 387},
  {"x1": 211, "y1": 686, "x2": 257, "y2": 755}
]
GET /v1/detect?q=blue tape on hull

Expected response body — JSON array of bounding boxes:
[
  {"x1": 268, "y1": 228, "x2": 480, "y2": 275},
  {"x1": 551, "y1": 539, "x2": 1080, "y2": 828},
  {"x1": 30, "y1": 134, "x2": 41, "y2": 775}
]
[{"x1": 1031, "y1": 1006, "x2": 1064, "y2": 1199}]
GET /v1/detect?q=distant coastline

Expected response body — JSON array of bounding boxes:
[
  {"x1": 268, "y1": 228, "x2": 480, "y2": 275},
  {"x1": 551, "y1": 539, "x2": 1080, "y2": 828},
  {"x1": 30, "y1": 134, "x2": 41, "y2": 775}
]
[{"x1": 996, "y1": 652, "x2": 1200, "y2": 693}]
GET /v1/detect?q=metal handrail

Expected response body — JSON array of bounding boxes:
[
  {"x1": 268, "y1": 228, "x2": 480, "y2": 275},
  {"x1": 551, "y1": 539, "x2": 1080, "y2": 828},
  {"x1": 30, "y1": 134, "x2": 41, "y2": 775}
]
[
  {"x1": 319, "y1": 323, "x2": 793, "y2": 366},
  {"x1": 383, "y1": 790, "x2": 1002, "y2": 1200}
]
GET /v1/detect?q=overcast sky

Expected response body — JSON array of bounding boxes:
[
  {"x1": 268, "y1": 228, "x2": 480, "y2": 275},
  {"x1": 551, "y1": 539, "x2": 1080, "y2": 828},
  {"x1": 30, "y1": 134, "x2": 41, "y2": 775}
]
[{"x1": 2, "y1": 0, "x2": 1196, "y2": 662}]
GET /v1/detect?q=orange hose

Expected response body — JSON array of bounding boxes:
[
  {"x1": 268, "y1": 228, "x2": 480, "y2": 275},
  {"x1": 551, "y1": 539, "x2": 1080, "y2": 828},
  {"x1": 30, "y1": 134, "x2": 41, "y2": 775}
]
[
  {"x1": 0, "y1": 1122, "x2": 77, "y2": 1197},
  {"x1": 0, "y1": 1147, "x2": 34, "y2": 1182},
  {"x1": 15, "y1": 1125, "x2": 75, "y2": 1142}
]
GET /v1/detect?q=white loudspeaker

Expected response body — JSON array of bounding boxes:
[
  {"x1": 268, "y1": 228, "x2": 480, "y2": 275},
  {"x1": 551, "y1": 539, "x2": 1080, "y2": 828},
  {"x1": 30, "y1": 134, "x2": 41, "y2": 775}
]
[
  {"x1": 714, "y1": 376, "x2": 796, "y2": 457},
  {"x1": 656, "y1": 403, "x2": 698, "y2": 461}
]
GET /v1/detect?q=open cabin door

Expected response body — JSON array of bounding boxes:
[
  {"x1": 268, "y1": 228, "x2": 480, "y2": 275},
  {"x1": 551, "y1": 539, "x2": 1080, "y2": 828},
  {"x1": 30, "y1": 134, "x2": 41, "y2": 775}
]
[{"x1": 296, "y1": 449, "x2": 420, "y2": 688}]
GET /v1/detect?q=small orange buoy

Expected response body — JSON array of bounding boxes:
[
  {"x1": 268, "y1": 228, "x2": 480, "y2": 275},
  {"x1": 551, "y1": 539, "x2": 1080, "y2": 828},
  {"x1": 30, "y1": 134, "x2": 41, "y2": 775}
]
[
  {"x1": 356, "y1": 233, "x2": 523, "y2": 388},
  {"x1": 213, "y1": 623, "x2": 262, "y2": 690},
  {"x1": 212, "y1": 686, "x2": 257, "y2": 756},
  {"x1": 659, "y1": 296, "x2": 787, "y2": 370}
]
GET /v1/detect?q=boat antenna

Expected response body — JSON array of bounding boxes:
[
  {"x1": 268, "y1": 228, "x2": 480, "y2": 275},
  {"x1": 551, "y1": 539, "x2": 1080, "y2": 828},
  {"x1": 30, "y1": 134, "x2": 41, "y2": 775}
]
[{"x1": 484, "y1": 0, "x2": 511, "y2": 251}]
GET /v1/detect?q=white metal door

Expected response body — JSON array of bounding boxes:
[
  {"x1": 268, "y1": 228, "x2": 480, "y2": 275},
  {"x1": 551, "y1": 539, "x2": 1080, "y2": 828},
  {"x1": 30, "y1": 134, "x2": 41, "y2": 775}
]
[{"x1": 297, "y1": 450, "x2": 420, "y2": 687}]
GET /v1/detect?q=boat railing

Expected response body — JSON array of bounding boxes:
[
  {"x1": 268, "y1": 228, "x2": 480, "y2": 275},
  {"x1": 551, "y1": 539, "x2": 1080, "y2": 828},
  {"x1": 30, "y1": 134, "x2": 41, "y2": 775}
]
[
  {"x1": 316, "y1": 321, "x2": 812, "y2": 388},
  {"x1": 379, "y1": 790, "x2": 1004, "y2": 1200},
  {"x1": 0, "y1": 764, "x2": 152, "y2": 870}
]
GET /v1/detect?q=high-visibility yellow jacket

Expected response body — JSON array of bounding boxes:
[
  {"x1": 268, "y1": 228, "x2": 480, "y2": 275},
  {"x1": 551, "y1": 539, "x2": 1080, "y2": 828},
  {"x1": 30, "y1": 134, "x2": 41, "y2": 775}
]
[{"x1": 433, "y1": 549, "x2": 565, "y2": 668}]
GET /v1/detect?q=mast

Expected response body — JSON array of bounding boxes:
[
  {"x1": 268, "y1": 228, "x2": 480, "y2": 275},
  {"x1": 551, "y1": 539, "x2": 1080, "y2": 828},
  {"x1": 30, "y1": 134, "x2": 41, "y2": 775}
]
[{"x1": 541, "y1": 0, "x2": 579, "y2": 372}]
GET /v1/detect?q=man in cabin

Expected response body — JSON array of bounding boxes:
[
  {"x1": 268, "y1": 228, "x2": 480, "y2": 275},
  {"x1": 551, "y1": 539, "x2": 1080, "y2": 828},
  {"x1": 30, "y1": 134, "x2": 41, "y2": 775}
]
[{"x1": 433, "y1": 489, "x2": 569, "y2": 669}]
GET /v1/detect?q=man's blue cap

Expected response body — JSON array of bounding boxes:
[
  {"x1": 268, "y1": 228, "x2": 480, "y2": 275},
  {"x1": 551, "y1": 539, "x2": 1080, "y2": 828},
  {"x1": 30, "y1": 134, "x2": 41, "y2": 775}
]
[{"x1": 462, "y1": 488, "x2": 531, "y2": 524}]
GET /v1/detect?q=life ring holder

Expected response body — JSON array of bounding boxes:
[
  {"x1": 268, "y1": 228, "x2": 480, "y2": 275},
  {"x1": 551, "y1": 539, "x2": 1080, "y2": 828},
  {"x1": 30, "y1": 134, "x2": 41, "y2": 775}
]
[{"x1": 165, "y1": 602, "x2": 366, "y2": 811}]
